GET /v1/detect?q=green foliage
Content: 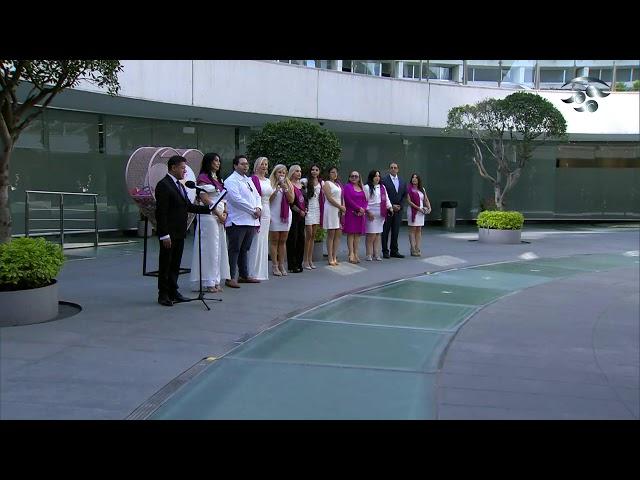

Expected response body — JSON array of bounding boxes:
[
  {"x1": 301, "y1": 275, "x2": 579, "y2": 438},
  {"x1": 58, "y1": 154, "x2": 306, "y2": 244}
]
[
  {"x1": 476, "y1": 210, "x2": 524, "y2": 230},
  {"x1": 314, "y1": 227, "x2": 327, "y2": 242},
  {"x1": 632, "y1": 80, "x2": 640, "y2": 91},
  {"x1": 615, "y1": 82, "x2": 628, "y2": 92},
  {"x1": 246, "y1": 119, "x2": 341, "y2": 175},
  {"x1": 0, "y1": 238, "x2": 65, "y2": 291}
]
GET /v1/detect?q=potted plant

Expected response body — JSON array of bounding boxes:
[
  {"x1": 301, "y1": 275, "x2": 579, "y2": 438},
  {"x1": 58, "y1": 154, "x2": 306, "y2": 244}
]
[
  {"x1": 477, "y1": 210, "x2": 524, "y2": 244},
  {"x1": 313, "y1": 227, "x2": 327, "y2": 261},
  {"x1": 0, "y1": 237, "x2": 65, "y2": 326}
]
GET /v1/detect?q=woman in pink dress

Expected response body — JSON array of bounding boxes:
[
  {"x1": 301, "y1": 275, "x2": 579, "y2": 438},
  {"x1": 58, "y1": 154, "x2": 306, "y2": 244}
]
[{"x1": 342, "y1": 171, "x2": 368, "y2": 264}]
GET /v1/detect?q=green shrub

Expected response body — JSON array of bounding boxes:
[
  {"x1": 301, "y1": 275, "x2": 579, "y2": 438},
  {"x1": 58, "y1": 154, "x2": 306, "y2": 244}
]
[
  {"x1": 476, "y1": 210, "x2": 524, "y2": 230},
  {"x1": 314, "y1": 228, "x2": 327, "y2": 242},
  {"x1": 0, "y1": 238, "x2": 65, "y2": 291},
  {"x1": 632, "y1": 80, "x2": 640, "y2": 92},
  {"x1": 246, "y1": 119, "x2": 341, "y2": 175},
  {"x1": 615, "y1": 82, "x2": 628, "y2": 92}
]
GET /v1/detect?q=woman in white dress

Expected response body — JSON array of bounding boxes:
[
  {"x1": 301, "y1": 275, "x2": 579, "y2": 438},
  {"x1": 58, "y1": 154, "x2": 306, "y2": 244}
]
[
  {"x1": 268, "y1": 164, "x2": 294, "y2": 276},
  {"x1": 363, "y1": 169, "x2": 393, "y2": 261},
  {"x1": 247, "y1": 156, "x2": 274, "y2": 281},
  {"x1": 322, "y1": 166, "x2": 346, "y2": 266},
  {"x1": 302, "y1": 164, "x2": 322, "y2": 270},
  {"x1": 190, "y1": 152, "x2": 230, "y2": 293},
  {"x1": 406, "y1": 173, "x2": 432, "y2": 257}
]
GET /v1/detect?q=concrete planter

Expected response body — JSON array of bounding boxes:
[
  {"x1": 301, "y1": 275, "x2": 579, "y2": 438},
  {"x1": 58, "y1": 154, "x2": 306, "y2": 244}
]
[
  {"x1": 0, "y1": 280, "x2": 59, "y2": 327},
  {"x1": 478, "y1": 228, "x2": 522, "y2": 244},
  {"x1": 312, "y1": 242, "x2": 325, "y2": 262}
]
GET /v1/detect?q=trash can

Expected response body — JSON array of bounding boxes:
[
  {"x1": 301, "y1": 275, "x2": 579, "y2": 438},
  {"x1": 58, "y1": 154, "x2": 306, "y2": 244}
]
[{"x1": 441, "y1": 201, "x2": 458, "y2": 229}]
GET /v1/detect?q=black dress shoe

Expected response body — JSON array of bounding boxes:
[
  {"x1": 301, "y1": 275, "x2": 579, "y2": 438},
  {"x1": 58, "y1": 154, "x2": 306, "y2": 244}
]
[
  {"x1": 383, "y1": 253, "x2": 390, "y2": 259},
  {"x1": 171, "y1": 292, "x2": 191, "y2": 303},
  {"x1": 158, "y1": 298, "x2": 173, "y2": 307},
  {"x1": 390, "y1": 252, "x2": 405, "y2": 258}
]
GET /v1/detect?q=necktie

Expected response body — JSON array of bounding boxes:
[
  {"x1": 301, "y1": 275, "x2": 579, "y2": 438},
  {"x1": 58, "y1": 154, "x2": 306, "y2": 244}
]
[{"x1": 177, "y1": 181, "x2": 187, "y2": 199}]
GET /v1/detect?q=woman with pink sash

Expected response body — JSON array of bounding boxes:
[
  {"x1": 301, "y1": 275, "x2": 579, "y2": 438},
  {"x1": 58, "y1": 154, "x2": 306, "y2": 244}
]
[
  {"x1": 189, "y1": 152, "x2": 230, "y2": 293},
  {"x1": 302, "y1": 164, "x2": 323, "y2": 270},
  {"x1": 343, "y1": 170, "x2": 368, "y2": 263},
  {"x1": 286, "y1": 164, "x2": 307, "y2": 273},
  {"x1": 406, "y1": 173, "x2": 432, "y2": 257},
  {"x1": 247, "y1": 156, "x2": 274, "y2": 280},
  {"x1": 268, "y1": 164, "x2": 294, "y2": 276},
  {"x1": 322, "y1": 166, "x2": 345, "y2": 266},
  {"x1": 363, "y1": 169, "x2": 393, "y2": 261}
]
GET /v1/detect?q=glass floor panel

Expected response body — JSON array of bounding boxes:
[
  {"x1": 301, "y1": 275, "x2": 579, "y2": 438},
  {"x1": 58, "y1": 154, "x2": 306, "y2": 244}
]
[
  {"x1": 472, "y1": 261, "x2": 581, "y2": 278},
  {"x1": 228, "y1": 320, "x2": 451, "y2": 373},
  {"x1": 411, "y1": 269, "x2": 549, "y2": 290},
  {"x1": 529, "y1": 254, "x2": 639, "y2": 271},
  {"x1": 368, "y1": 280, "x2": 508, "y2": 306},
  {"x1": 297, "y1": 296, "x2": 475, "y2": 332},
  {"x1": 149, "y1": 358, "x2": 436, "y2": 419}
]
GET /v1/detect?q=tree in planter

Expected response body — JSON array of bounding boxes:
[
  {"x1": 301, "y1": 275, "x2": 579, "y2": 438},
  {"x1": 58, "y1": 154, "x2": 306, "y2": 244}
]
[
  {"x1": 246, "y1": 119, "x2": 341, "y2": 175},
  {"x1": 0, "y1": 60, "x2": 123, "y2": 243},
  {"x1": 446, "y1": 92, "x2": 567, "y2": 211}
]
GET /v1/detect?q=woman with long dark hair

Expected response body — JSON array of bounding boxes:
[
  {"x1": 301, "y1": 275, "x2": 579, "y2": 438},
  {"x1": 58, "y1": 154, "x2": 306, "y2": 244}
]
[
  {"x1": 363, "y1": 169, "x2": 393, "y2": 261},
  {"x1": 322, "y1": 166, "x2": 345, "y2": 266},
  {"x1": 189, "y1": 152, "x2": 230, "y2": 292},
  {"x1": 302, "y1": 164, "x2": 322, "y2": 270},
  {"x1": 406, "y1": 173, "x2": 432, "y2": 256}
]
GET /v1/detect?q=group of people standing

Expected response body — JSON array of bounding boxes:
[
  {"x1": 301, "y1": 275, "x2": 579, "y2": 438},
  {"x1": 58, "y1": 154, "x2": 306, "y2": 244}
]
[{"x1": 154, "y1": 154, "x2": 431, "y2": 307}]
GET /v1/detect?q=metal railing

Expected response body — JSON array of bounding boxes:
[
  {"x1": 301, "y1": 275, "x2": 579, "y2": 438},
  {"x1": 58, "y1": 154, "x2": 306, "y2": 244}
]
[{"x1": 25, "y1": 190, "x2": 99, "y2": 247}]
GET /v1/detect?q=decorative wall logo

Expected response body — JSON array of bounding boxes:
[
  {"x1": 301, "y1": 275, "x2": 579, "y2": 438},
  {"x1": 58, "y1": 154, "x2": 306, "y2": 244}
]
[{"x1": 561, "y1": 76, "x2": 610, "y2": 112}]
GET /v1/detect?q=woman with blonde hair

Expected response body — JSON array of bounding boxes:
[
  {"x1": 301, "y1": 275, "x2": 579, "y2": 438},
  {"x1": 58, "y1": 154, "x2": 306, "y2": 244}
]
[
  {"x1": 342, "y1": 170, "x2": 368, "y2": 263},
  {"x1": 268, "y1": 164, "x2": 294, "y2": 276},
  {"x1": 247, "y1": 156, "x2": 273, "y2": 280},
  {"x1": 286, "y1": 164, "x2": 307, "y2": 273}
]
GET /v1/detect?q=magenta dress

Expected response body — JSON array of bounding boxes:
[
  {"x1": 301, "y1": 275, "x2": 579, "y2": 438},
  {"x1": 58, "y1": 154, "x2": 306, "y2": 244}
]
[{"x1": 342, "y1": 183, "x2": 368, "y2": 235}]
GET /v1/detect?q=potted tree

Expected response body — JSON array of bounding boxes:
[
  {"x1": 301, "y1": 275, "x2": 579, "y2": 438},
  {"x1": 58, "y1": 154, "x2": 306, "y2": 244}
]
[
  {"x1": 477, "y1": 210, "x2": 524, "y2": 244},
  {"x1": 0, "y1": 237, "x2": 65, "y2": 326}
]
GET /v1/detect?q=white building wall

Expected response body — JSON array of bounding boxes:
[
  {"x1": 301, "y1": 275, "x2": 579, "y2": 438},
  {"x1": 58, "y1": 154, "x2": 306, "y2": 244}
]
[{"x1": 73, "y1": 60, "x2": 640, "y2": 136}]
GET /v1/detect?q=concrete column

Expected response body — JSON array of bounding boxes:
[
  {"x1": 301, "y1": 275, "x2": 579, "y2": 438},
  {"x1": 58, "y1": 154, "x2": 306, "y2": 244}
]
[
  {"x1": 395, "y1": 61, "x2": 404, "y2": 78},
  {"x1": 331, "y1": 60, "x2": 343, "y2": 71}
]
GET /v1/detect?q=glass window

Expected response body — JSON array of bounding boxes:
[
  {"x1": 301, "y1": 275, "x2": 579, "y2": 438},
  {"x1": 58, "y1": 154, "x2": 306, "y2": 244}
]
[
  {"x1": 353, "y1": 61, "x2": 381, "y2": 76},
  {"x1": 471, "y1": 67, "x2": 499, "y2": 82},
  {"x1": 341, "y1": 60, "x2": 352, "y2": 73},
  {"x1": 14, "y1": 109, "x2": 45, "y2": 149},
  {"x1": 590, "y1": 68, "x2": 612, "y2": 82},
  {"x1": 48, "y1": 110, "x2": 99, "y2": 153},
  {"x1": 540, "y1": 68, "x2": 570, "y2": 84}
]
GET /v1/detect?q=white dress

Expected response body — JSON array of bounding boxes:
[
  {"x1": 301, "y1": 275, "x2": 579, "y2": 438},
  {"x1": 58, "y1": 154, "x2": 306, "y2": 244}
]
[
  {"x1": 190, "y1": 192, "x2": 230, "y2": 290},
  {"x1": 269, "y1": 187, "x2": 292, "y2": 232},
  {"x1": 363, "y1": 184, "x2": 392, "y2": 234},
  {"x1": 248, "y1": 177, "x2": 273, "y2": 280},
  {"x1": 305, "y1": 181, "x2": 321, "y2": 226},
  {"x1": 407, "y1": 190, "x2": 426, "y2": 227},
  {"x1": 322, "y1": 181, "x2": 342, "y2": 230}
]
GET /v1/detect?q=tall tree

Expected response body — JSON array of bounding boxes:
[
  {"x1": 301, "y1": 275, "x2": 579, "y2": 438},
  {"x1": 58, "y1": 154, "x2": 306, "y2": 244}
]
[
  {"x1": 0, "y1": 60, "x2": 122, "y2": 243},
  {"x1": 446, "y1": 91, "x2": 567, "y2": 211}
]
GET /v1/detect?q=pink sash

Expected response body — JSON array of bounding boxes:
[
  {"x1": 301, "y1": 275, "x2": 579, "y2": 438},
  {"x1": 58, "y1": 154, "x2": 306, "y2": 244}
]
[
  {"x1": 293, "y1": 185, "x2": 306, "y2": 218},
  {"x1": 280, "y1": 188, "x2": 290, "y2": 223},
  {"x1": 380, "y1": 184, "x2": 389, "y2": 218},
  {"x1": 250, "y1": 175, "x2": 262, "y2": 197},
  {"x1": 317, "y1": 180, "x2": 325, "y2": 227},
  {"x1": 408, "y1": 185, "x2": 423, "y2": 223}
]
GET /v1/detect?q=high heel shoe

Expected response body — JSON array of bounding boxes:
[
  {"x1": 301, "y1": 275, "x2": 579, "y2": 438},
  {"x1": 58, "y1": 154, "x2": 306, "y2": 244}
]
[
  {"x1": 272, "y1": 265, "x2": 282, "y2": 276},
  {"x1": 310, "y1": 263, "x2": 317, "y2": 269},
  {"x1": 366, "y1": 255, "x2": 373, "y2": 261},
  {"x1": 304, "y1": 263, "x2": 313, "y2": 270},
  {"x1": 279, "y1": 265, "x2": 288, "y2": 276}
]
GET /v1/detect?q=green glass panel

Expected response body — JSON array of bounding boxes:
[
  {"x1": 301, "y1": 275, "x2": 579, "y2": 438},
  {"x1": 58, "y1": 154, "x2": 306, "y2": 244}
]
[
  {"x1": 297, "y1": 295, "x2": 475, "y2": 331},
  {"x1": 370, "y1": 280, "x2": 507, "y2": 306},
  {"x1": 472, "y1": 261, "x2": 580, "y2": 278},
  {"x1": 412, "y1": 269, "x2": 550, "y2": 290},
  {"x1": 531, "y1": 254, "x2": 639, "y2": 271},
  {"x1": 229, "y1": 320, "x2": 451, "y2": 373},
  {"x1": 149, "y1": 359, "x2": 436, "y2": 419}
]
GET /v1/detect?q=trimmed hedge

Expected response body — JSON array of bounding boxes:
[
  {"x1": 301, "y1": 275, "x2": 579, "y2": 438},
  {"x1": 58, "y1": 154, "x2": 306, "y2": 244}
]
[
  {"x1": 0, "y1": 238, "x2": 65, "y2": 291},
  {"x1": 476, "y1": 210, "x2": 524, "y2": 230}
]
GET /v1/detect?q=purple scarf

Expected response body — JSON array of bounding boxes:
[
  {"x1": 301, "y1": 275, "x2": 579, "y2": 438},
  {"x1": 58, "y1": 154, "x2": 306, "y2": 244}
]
[
  {"x1": 318, "y1": 180, "x2": 325, "y2": 227},
  {"x1": 408, "y1": 185, "x2": 423, "y2": 223},
  {"x1": 293, "y1": 185, "x2": 306, "y2": 217},
  {"x1": 379, "y1": 184, "x2": 389, "y2": 218},
  {"x1": 250, "y1": 175, "x2": 263, "y2": 197},
  {"x1": 197, "y1": 173, "x2": 224, "y2": 192},
  {"x1": 280, "y1": 187, "x2": 290, "y2": 223}
]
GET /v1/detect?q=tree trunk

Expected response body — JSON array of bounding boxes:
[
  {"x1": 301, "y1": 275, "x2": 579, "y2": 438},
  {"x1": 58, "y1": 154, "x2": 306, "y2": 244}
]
[
  {"x1": 0, "y1": 145, "x2": 13, "y2": 243},
  {"x1": 494, "y1": 184, "x2": 504, "y2": 211}
]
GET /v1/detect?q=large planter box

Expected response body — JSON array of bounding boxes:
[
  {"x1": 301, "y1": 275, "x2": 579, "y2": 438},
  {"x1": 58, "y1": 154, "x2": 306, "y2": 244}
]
[
  {"x1": 312, "y1": 242, "x2": 325, "y2": 262},
  {"x1": 478, "y1": 228, "x2": 522, "y2": 244},
  {"x1": 0, "y1": 280, "x2": 59, "y2": 327}
]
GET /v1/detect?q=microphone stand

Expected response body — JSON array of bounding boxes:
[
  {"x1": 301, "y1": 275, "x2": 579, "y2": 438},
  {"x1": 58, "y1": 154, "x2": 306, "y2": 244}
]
[{"x1": 188, "y1": 189, "x2": 227, "y2": 311}]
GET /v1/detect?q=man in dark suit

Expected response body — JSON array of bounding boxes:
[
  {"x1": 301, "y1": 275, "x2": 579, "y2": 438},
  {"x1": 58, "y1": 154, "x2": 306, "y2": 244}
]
[
  {"x1": 155, "y1": 155, "x2": 214, "y2": 306},
  {"x1": 381, "y1": 162, "x2": 407, "y2": 258}
]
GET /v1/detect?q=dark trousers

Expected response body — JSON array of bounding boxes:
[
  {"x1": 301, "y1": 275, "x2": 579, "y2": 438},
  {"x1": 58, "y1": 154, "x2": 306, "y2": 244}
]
[
  {"x1": 382, "y1": 210, "x2": 402, "y2": 255},
  {"x1": 286, "y1": 215, "x2": 305, "y2": 271},
  {"x1": 227, "y1": 224, "x2": 256, "y2": 280},
  {"x1": 158, "y1": 237, "x2": 185, "y2": 299}
]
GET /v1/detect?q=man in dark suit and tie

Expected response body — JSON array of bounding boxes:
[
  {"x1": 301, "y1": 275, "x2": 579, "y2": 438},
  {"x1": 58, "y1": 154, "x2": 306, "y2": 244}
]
[
  {"x1": 381, "y1": 162, "x2": 407, "y2": 258},
  {"x1": 155, "y1": 155, "x2": 214, "y2": 306}
]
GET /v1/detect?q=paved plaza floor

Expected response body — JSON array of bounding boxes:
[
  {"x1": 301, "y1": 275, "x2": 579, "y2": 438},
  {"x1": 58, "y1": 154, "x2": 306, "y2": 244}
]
[{"x1": 1, "y1": 223, "x2": 638, "y2": 419}]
